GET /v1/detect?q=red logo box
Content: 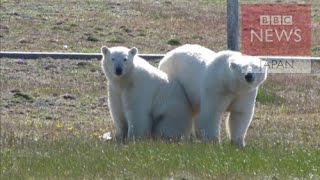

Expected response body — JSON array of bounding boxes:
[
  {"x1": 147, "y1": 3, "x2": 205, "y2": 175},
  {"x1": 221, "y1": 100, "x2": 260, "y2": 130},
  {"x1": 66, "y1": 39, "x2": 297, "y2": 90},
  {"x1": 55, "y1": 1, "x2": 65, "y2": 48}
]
[{"x1": 241, "y1": 4, "x2": 311, "y2": 56}]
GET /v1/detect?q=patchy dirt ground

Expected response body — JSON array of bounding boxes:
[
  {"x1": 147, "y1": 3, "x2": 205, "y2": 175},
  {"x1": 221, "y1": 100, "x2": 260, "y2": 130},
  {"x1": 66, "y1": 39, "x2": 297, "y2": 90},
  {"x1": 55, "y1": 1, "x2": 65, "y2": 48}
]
[
  {"x1": 0, "y1": 58, "x2": 319, "y2": 149},
  {"x1": 0, "y1": 0, "x2": 228, "y2": 53}
]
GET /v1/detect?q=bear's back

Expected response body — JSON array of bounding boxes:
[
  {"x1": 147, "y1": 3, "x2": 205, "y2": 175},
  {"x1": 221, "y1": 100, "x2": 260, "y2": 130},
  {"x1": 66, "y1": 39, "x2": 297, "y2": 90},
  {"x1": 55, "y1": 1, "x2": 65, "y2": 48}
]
[{"x1": 133, "y1": 56, "x2": 169, "y2": 83}]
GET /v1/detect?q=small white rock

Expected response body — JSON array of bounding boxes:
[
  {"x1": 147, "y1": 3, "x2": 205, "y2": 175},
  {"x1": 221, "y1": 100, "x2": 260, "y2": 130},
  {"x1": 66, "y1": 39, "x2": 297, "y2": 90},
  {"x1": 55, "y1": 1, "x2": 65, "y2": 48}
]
[{"x1": 100, "y1": 132, "x2": 112, "y2": 140}]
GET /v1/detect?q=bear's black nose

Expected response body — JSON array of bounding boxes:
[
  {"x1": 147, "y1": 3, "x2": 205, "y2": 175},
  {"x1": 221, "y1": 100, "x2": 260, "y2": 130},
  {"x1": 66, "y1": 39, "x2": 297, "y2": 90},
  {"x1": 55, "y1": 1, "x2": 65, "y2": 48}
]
[
  {"x1": 115, "y1": 67, "x2": 123, "y2": 75},
  {"x1": 245, "y1": 73, "x2": 254, "y2": 83}
]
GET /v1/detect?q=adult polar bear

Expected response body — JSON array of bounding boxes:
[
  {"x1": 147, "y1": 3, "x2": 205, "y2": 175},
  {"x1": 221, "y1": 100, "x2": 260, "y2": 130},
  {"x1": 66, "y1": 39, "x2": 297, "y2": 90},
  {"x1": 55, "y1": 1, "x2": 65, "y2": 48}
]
[
  {"x1": 158, "y1": 44, "x2": 268, "y2": 147},
  {"x1": 101, "y1": 46, "x2": 192, "y2": 140},
  {"x1": 158, "y1": 44, "x2": 216, "y2": 115}
]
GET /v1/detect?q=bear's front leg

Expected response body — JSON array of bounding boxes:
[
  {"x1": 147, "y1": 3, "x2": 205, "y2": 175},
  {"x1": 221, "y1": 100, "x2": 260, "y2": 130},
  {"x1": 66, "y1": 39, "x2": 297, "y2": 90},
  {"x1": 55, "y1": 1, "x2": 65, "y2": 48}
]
[
  {"x1": 125, "y1": 109, "x2": 152, "y2": 139},
  {"x1": 198, "y1": 109, "x2": 224, "y2": 143},
  {"x1": 108, "y1": 90, "x2": 127, "y2": 140},
  {"x1": 198, "y1": 100, "x2": 223, "y2": 143},
  {"x1": 228, "y1": 110, "x2": 254, "y2": 148},
  {"x1": 228, "y1": 91, "x2": 256, "y2": 148},
  {"x1": 198, "y1": 89, "x2": 232, "y2": 143}
]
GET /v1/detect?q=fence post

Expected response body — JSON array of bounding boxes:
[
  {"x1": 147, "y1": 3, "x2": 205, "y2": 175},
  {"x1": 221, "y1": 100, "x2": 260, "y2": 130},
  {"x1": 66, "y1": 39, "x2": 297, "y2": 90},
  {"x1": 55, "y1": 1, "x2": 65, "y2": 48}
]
[{"x1": 227, "y1": 0, "x2": 240, "y2": 51}]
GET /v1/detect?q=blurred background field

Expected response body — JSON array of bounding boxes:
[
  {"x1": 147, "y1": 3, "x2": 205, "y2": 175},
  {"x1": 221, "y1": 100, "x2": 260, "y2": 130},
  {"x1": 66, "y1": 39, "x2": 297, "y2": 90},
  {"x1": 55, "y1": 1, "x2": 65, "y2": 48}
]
[
  {"x1": 0, "y1": 0, "x2": 319, "y2": 55},
  {"x1": 0, "y1": 0, "x2": 319, "y2": 179}
]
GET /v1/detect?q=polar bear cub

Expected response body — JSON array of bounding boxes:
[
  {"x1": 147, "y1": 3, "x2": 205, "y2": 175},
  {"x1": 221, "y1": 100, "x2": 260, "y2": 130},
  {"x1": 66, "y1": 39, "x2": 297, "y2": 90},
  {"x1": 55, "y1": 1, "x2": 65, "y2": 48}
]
[
  {"x1": 101, "y1": 46, "x2": 192, "y2": 140},
  {"x1": 199, "y1": 50, "x2": 268, "y2": 147}
]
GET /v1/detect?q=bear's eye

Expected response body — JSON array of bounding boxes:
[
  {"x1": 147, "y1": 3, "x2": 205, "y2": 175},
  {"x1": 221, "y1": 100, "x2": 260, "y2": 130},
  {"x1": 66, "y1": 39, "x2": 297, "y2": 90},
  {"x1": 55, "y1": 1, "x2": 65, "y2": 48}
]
[{"x1": 123, "y1": 58, "x2": 127, "y2": 61}]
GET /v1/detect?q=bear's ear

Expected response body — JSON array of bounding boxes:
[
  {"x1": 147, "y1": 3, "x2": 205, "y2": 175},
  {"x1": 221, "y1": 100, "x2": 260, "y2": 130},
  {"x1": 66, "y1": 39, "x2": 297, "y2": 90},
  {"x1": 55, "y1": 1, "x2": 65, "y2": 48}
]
[
  {"x1": 260, "y1": 60, "x2": 268, "y2": 71},
  {"x1": 261, "y1": 60, "x2": 267, "y2": 67},
  {"x1": 129, "y1": 47, "x2": 138, "y2": 56},
  {"x1": 229, "y1": 61, "x2": 238, "y2": 70},
  {"x1": 101, "y1": 46, "x2": 110, "y2": 55}
]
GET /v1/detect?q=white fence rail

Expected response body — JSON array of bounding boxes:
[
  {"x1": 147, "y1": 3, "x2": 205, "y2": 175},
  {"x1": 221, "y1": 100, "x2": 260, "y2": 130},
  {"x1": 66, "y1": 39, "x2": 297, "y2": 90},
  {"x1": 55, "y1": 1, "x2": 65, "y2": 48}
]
[
  {"x1": 0, "y1": 51, "x2": 319, "y2": 61},
  {"x1": 0, "y1": 51, "x2": 163, "y2": 61}
]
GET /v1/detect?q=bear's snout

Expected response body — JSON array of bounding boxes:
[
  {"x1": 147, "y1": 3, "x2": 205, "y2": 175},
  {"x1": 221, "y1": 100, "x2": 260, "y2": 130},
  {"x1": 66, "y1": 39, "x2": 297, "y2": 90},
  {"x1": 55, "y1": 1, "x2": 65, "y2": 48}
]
[
  {"x1": 115, "y1": 67, "x2": 123, "y2": 76},
  {"x1": 245, "y1": 73, "x2": 255, "y2": 83}
]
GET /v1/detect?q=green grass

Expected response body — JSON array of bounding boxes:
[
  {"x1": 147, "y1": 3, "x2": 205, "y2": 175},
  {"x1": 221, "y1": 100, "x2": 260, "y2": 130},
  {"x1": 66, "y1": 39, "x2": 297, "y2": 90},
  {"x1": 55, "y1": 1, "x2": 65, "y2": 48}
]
[
  {"x1": 256, "y1": 87, "x2": 284, "y2": 105},
  {"x1": 167, "y1": 39, "x2": 182, "y2": 46},
  {"x1": 1, "y1": 138, "x2": 319, "y2": 179}
]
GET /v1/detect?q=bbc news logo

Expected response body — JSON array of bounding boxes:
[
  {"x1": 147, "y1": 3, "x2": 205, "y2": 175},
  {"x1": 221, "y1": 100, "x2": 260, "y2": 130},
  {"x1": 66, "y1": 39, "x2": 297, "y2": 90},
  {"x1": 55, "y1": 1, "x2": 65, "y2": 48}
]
[
  {"x1": 241, "y1": 4, "x2": 312, "y2": 73},
  {"x1": 241, "y1": 4, "x2": 311, "y2": 56},
  {"x1": 250, "y1": 14, "x2": 302, "y2": 43}
]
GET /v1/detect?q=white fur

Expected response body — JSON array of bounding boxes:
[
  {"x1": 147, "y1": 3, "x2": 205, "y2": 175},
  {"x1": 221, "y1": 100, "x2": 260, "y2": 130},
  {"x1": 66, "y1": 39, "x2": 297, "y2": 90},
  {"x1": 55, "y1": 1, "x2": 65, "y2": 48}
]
[
  {"x1": 200, "y1": 51, "x2": 268, "y2": 147},
  {"x1": 158, "y1": 44, "x2": 216, "y2": 115},
  {"x1": 101, "y1": 46, "x2": 192, "y2": 140},
  {"x1": 158, "y1": 45, "x2": 268, "y2": 147}
]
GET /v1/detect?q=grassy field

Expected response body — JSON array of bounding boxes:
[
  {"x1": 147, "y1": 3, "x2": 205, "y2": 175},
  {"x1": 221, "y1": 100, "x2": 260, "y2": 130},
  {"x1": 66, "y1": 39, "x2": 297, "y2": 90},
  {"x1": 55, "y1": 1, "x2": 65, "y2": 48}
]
[{"x1": 1, "y1": 0, "x2": 320, "y2": 179}]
